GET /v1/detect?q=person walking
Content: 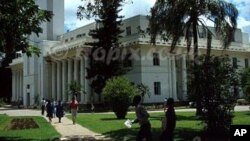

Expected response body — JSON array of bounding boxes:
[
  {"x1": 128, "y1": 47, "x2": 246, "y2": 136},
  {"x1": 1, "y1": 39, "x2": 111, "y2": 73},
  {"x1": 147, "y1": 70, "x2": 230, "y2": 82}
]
[
  {"x1": 52, "y1": 99, "x2": 57, "y2": 118},
  {"x1": 41, "y1": 98, "x2": 46, "y2": 115},
  {"x1": 160, "y1": 98, "x2": 176, "y2": 141},
  {"x1": 132, "y1": 95, "x2": 152, "y2": 141},
  {"x1": 69, "y1": 96, "x2": 78, "y2": 124},
  {"x1": 163, "y1": 98, "x2": 168, "y2": 112},
  {"x1": 46, "y1": 100, "x2": 53, "y2": 123},
  {"x1": 56, "y1": 100, "x2": 64, "y2": 123}
]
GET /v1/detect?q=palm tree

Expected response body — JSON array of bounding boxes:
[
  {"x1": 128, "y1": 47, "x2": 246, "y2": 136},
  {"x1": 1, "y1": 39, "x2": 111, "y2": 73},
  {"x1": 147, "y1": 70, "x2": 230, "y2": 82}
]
[{"x1": 149, "y1": 0, "x2": 238, "y2": 115}]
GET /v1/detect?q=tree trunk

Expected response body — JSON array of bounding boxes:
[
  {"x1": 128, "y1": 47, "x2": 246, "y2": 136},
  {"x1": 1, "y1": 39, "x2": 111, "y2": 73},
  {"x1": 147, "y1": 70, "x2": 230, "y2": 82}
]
[
  {"x1": 192, "y1": 20, "x2": 202, "y2": 116},
  {"x1": 205, "y1": 32, "x2": 212, "y2": 62}
]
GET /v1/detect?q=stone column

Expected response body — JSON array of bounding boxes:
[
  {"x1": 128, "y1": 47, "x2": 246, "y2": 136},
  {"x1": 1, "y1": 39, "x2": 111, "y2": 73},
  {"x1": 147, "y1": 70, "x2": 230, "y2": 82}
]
[
  {"x1": 67, "y1": 59, "x2": 73, "y2": 101},
  {"x1": 47, "y1": 62, "x2": 52, "y2": 99},
  {"x1": 21, "y1": 70, "x2": 23, "y2": 102},
  {"x1": 172, "y1": 55, "x2": 178, "y2": 100},
  {"x1": 57, "y1": 61, "x2": 62, "y2": 101},
  {"x1": 182, "y1": 54, "x2": 187, "y2": 100},
  {"x1": 18, "y1": 70, "x2": 22, "y2": 100},
  {"x1": 84, "y1": 57, "x2": 91, "y2": 104},
  {"x1": 51, "y1": 62, "x2": 56, "y2": 99},
  {"x1": 80, "y1": 56, "x2": 85, "y2": 103},
  {"x1": 168, "y1": 57, "x2": 172, "y2": 98},
  {"x1": 74, "y1": 58, "x2": 78, "y2": 81},
  {"x1": 12, "y1": 71, "x2": 16, "y2": 101},
  {"x1": 62, "y1": 60, "x2": 67, "y2": 102},
  {"x1": 73, "y1": 58, "x2": 80, "y2": 101},
  {"x1": 16, "y1": 71, "x2": 20, "y2": 101}
]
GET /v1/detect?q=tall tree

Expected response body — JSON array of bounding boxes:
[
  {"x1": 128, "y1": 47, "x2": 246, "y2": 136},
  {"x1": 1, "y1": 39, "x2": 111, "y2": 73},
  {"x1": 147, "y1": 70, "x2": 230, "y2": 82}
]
[
  {"x1": 149, "y1": 0, "x2": 238, "y2": 115},
  {"x1": 77, "y1": 0, "x2": 127, "y2": 96},
  {"x1": 0, "y1": 0, "x2": 52, "y2": 67},
  {"x1": 189, "y1": 55, "x2": 239, "y2": 137}
]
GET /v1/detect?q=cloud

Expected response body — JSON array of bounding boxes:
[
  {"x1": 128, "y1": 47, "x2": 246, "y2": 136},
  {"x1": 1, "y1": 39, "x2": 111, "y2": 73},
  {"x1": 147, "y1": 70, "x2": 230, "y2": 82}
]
[
  {"x1": 226, "y1": 0, "x2": 250, "y2": 36},
  {"x1": 238, "y1": 17, "x2": 250, "y2": 29},
  {"x1": 64, "y1": 0, "x2": 94, "y2": 32},
  {"x1": 64, "y1": 0, "x2": 156, "y2": 31},
  {"x1": 120, "y1": 0, "x2": 156, "y2": 18},
  {"x1": 227, "y1": 0, "x2": 250, "y2": 20},
  {"x1": 64, "y1": 0, "x2": 250, "y2": 37}
]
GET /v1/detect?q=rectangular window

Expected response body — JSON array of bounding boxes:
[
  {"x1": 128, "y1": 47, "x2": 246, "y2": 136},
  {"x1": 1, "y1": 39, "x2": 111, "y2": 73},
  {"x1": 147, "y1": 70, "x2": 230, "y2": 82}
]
[
  {"x1": 233, "y1": 57, "x2": 237, "y2": 68},
  {"x1": 154, "y1": 82, "x2": 161, "y2": 95},
  {"x1": 126, "y1": 26, "x2": 131, "y2": 36},
  {"x1": 153, "y1": 53, "x2": 160, "y2": 66},
  {"x1": 245, "y1": 58, "x2": 249, "y2": 68}
]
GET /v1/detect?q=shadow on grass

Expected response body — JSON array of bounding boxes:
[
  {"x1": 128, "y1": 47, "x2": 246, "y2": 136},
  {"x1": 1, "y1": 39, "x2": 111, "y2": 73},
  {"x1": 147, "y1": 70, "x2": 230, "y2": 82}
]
[
  {"x1": 0, "y1": 137, "x2": 59, "y2": 141},
  {"x1": 176, "y1": 115, "x2": 198, "y2": 121},
  {"x1": 101, "y1": 124, "x2": 227, "y2": 141},
  {"x1": 175, "y1": 128, "x2": 202, "y2": 141},
  {"x1": 149, "y1": 116, "x2": 164, "y2": 121},
  {"x1": 245, "y1": 112, "x2": 250, "y2": 116},
  {"x1": 102, "y1": 128, "x2": 138, "y2": 141},
  {"x1": 175, "y1": 128, "x2": 229, "y2": 141},
  {"x1": 102, "y1": 126, "x2": 203, "y2": 141},
  {"x1": 150, "y1": 114, "x2": 198, "y2": 121}
]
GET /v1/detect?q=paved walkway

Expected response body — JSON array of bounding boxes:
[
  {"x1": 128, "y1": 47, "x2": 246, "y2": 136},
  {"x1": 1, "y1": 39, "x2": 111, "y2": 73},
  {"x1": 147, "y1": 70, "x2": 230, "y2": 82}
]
[
  {"x1": 50, "y1": 116, "x2": 112, "y2": 141},
  {"x1": 0, "y1": 107, "x2": 112, "y2": 141}
]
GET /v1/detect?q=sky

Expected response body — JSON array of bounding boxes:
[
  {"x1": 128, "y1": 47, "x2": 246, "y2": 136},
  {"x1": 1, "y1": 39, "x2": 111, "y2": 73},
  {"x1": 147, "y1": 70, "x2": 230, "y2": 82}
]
[{"x1": 64, "y1": 0, "x2": 250, "y2": 36}]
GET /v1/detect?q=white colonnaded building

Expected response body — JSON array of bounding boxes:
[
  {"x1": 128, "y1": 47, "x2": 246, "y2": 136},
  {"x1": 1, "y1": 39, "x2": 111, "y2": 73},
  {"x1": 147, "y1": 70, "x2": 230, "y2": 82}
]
[{"x1": 9, "y1": 0, "x2": 250, "y2": 106}]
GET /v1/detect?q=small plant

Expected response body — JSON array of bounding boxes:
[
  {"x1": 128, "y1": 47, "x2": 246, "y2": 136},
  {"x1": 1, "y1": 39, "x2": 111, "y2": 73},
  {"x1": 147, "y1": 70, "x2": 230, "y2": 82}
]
[
  {"x1": 136, "y1": 83, "x2": 150, "y2": 102},
  {"x1": 0, "y1": 98, "x2": 6, "y2": 107},
  {"x1": 33, "y1": 94, "x2": 40, "y2": 108},
  {"x1": 103, "y1": 76, "x2": 137, "y2": 119},
  {"x1": 136, "y1": 83, "x2": 150, "y2": 97},
  {"x1": 66, "y1": 80, "x2": 83, "y2": 98}
]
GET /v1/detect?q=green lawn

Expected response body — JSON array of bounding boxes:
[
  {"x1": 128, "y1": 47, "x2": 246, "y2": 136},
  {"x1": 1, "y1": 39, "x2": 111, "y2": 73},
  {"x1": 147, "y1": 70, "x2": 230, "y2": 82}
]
[
  {"x1": 67, "y1": 111, "x2": 250, "y2": 141},
  {"x1": 0, "y1": 114, "x2": 60, "y2": 141}
]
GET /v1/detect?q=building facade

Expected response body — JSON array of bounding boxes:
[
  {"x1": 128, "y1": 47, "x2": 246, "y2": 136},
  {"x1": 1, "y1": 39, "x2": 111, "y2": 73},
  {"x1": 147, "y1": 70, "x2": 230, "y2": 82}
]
[
  {"x1": 9, "y1": 0, "x2": 64, "y2": 106},
  {"x1": 9, "y1": 3, "x2": 250, "y2": 106}
]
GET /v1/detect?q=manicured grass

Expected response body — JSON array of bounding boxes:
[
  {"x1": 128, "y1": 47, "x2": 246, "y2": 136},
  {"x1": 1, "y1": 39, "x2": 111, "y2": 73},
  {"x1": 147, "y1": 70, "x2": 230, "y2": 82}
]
[
  {"x1": 67, "y1": 111, "x2": 250, "y2": 141},
  {"x1": 0, "y1": 114, "x2": 60, "y2": 141},
  {"x1": 232, "y1": 112, "x2": 250, "y2": 125}
]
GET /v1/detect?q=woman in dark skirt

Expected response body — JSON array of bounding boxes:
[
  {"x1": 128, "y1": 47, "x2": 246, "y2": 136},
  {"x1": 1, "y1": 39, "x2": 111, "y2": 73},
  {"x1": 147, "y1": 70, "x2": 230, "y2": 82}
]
[
  {"x1": 46, "y1": 100, "x2": 53, "y2": 123},
  {"x1": 56, "y1": 100, "x2": 64, "y2": 123}
]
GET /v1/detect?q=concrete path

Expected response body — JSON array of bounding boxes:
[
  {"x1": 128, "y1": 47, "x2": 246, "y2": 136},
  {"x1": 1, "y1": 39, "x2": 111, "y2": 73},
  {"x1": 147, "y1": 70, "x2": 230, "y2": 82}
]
[
  {"x1": 0, "y1": 107, "x2": 112, "y2": 141},
  {"x1": 50, "y1": 116, "x2": 112, "y2": 141}
]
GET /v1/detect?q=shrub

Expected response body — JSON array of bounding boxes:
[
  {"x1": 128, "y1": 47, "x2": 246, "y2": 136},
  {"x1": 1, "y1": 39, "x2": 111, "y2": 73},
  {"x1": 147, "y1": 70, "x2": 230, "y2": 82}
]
[
  {"x1": 103, "y1": 76, "x2": 137, "y2": 119},
  {"x1": 0, "y1": 98, "x2": 6, "y2": 107},
  {"x1": 240, "y1": 68, "x2": 250, "y2": 103},
  {"x1": 66, "y1": 80, "x2": 83, "y2": 100},
  {"x1": 188, "y1": 55, "x2": 239, "y2": 136}
]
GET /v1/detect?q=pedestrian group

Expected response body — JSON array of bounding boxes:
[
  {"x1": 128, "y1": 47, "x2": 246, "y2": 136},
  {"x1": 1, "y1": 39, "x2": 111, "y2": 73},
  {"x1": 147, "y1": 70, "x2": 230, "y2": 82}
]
[
  {"x1": 41, "y1": 95, "x2": 176, "y2": 141},
  {"x1": 41, "y1": 96, "x2": 78, "y2": 124}
]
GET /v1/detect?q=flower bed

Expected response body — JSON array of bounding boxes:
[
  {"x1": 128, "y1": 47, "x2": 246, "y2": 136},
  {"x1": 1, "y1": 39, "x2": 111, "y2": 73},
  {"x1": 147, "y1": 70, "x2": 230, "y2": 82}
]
[{"x1": 6, "y1": 118, "x2": 39, "y2": 130}]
